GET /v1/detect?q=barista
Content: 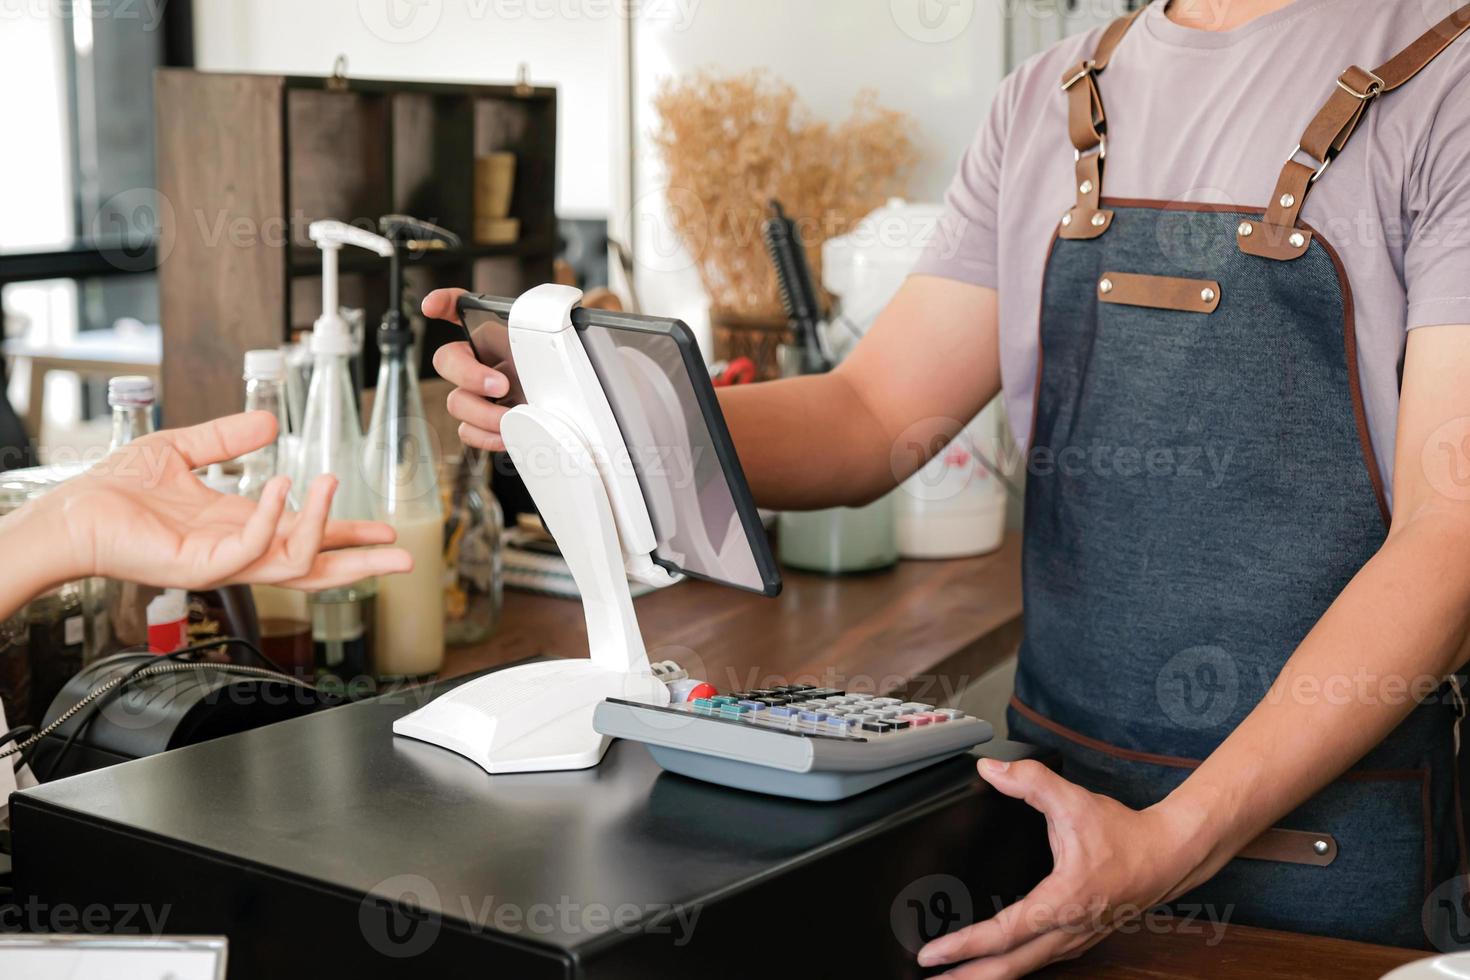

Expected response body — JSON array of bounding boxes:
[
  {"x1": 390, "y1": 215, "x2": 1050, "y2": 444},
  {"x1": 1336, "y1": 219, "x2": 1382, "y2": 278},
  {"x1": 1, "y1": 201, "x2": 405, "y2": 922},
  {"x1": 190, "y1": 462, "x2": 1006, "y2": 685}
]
[{"x1": 431, "y1": 0, "x2": 1470, "y2": 972}]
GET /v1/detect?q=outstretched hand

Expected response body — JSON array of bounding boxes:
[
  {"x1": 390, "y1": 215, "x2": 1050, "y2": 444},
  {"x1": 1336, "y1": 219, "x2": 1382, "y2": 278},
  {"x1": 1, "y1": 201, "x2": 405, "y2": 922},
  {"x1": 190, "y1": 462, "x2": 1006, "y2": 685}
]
[{"x1": 48, "y1": 411, "x2": 412, "y2": 592}]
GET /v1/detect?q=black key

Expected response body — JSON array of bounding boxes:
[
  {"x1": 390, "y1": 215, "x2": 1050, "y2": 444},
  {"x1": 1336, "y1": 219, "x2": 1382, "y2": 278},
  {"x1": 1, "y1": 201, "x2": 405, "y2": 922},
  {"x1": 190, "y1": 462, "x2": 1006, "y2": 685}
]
[
  {"x1": 889, "y1": 720, "x2": 911, "y2": 731},
  {"x1": 860, "y1": 721, "x2": 895, "y2": 733}
]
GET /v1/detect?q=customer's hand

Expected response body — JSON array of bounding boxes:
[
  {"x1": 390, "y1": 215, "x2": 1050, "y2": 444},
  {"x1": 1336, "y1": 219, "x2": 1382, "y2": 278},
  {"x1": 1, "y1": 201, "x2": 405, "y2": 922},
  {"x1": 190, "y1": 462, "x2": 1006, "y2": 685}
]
[
  {"x1": 424, "y1": 287, "x2": 523, "y2": 452},
  {"x1": 916, "y1": 758, "x2": 1210, "y2": 978},
  {"x1": 47, "y1": 411, "x2": 412, "y2": 592}
]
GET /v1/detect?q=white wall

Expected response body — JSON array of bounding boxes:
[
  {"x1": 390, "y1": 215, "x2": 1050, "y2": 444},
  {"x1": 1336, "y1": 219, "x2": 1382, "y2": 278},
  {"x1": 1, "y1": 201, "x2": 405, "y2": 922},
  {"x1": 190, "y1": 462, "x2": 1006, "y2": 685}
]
[
  {"x1": 191, "y1": 0, "x2": 1009, "y2": 346},
  {"x1": 191, "y1": 0, "x2": 619, "y2": 218},
  {"x1": 624, "y1": 0, "x2": 1006, "y2": 346}
]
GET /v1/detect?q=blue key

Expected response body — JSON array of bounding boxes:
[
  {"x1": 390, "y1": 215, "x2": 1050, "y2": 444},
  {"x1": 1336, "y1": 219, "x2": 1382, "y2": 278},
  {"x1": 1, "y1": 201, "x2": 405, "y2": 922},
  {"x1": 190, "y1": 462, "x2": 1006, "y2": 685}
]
[
  {"x1": 738, "y1": 699, "x2": 768, "y2": 710},
  {"x1": 768, "y1": 706, "x2": 797, "y2": 719},
  {"x1": 798, "y1": 710, "x2": 828, "y2": 723}
]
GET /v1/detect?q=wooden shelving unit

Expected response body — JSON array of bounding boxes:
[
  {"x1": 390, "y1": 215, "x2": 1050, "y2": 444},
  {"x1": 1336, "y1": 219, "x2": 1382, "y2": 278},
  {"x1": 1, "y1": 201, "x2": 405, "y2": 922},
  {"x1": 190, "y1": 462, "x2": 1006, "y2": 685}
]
[{"x1": 155, "y1": 69, "x2": 557, "y2": 426}]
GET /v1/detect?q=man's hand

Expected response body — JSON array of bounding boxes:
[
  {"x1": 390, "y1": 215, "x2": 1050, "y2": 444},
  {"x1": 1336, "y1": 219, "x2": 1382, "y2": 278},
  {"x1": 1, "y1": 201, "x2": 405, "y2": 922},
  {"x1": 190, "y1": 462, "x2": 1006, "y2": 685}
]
[
  {"x1": 45, "y1": 411, "x2": 413, "y2": 593},
  {"x1": 424, "y1": 287, "x2": 523, "y2": 453},
  {"x1": 918, "y1": 758, "x2": 1207, "y2": 978}
]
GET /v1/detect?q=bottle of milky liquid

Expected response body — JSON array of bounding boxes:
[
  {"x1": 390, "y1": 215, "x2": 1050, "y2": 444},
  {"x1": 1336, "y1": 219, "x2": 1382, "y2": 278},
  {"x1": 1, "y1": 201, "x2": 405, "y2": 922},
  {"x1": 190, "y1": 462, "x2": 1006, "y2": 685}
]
[
  {"x1": 238, "y1": 349, "x2": 313, "y2": 677},
  {"x1": 362, "y1": 302, "x2": 446, "y2": 678}
]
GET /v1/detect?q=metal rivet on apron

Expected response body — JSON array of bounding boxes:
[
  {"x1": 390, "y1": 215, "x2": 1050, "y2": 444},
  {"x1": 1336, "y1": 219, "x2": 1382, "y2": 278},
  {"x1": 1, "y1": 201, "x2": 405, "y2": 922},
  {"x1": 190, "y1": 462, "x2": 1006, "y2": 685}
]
[
  {"x1": 1289, "y1": 231, "x2": 1306, "y2": 248},
  {"x1": 1238, "y1": 221, "x2": 1253, "y2": 237},
  {"x1": 1080, "y1": 179, "x2": 1095, "y2": 195},
  {"x1": 1280, "y1": 192, "x2": 1296, "y2": 208},
  {"x1": 1201, "y1": 287, "x2": 1216, "y2": 303},
  {"x1": 1062, "y1": 213, "x2": 1073, "y2": 227},
  {"x1": 1091, "y1": 213, "x2": 1107, "y2": 228},
  {"x1": 1313, "y1": 839, "x2": 1329, "y2": 856},
  {"x1": 1099, "y1": 277, "x2": 1114, "y2": 294}
]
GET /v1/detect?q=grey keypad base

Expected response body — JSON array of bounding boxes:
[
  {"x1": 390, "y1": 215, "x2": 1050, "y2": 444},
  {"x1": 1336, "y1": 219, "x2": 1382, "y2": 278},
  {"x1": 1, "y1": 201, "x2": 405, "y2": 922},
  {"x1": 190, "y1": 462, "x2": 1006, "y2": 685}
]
[
  {"x1": 645, "y1": 744, "x2": 976, "y2": 801},
  {"x1": 593, "y1": 688, "x2": 994, "y2": 800}
]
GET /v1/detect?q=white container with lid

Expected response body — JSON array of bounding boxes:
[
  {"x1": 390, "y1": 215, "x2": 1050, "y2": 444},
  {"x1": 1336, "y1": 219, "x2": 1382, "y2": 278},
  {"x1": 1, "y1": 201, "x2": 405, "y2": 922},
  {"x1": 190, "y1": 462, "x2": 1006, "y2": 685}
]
[{"x1": 823, "y1": 198, "x2": 1009, "y2": 560}]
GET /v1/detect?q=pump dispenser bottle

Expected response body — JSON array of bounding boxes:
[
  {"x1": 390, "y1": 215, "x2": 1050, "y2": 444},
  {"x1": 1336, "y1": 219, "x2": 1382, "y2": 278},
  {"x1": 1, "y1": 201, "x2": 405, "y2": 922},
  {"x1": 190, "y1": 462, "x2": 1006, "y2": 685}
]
[
  {"x1": 295, "y1": 220, "x2": 395, "y2": 682},
  {"x1": 363, "y1": 215, "x2": 460, "y2": 677}
]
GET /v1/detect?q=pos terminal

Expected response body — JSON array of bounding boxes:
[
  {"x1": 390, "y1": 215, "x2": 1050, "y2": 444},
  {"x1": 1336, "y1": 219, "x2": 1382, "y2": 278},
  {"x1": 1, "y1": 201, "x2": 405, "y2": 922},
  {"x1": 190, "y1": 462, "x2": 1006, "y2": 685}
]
[{"x1": 392, "y1": 285, "x2": 781, "y2": 773}]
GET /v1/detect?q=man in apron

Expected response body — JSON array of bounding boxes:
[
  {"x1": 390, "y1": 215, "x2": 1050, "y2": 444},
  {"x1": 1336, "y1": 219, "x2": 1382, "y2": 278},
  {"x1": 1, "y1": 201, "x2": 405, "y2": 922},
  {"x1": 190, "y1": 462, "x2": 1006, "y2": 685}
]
[{"x1": 430, "y1": 0, "x2": 1470, "y2": 972}]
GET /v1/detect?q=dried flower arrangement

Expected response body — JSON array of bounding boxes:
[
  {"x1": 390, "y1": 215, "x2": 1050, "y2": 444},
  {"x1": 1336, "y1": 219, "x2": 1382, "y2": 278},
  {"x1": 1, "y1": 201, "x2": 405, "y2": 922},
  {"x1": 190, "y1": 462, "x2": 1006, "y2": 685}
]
[{"x1": 651, "y1": 71, "x2": 918, "y2": 319}]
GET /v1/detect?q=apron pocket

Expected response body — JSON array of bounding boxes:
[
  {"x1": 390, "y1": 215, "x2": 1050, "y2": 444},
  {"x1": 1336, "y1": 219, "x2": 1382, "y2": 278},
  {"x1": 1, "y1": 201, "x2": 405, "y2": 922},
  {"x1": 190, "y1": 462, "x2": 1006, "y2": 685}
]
[{"x1": 1006, "y1": 699, "x2": 1434, "y2": 948}]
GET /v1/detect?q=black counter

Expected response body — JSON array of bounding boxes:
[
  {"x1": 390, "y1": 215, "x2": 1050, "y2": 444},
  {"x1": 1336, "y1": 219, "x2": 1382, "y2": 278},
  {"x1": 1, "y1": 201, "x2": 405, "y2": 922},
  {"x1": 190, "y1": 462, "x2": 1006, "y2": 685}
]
[{"x1": 11, "y1": 676, "x2": 1049, "y2": 978}]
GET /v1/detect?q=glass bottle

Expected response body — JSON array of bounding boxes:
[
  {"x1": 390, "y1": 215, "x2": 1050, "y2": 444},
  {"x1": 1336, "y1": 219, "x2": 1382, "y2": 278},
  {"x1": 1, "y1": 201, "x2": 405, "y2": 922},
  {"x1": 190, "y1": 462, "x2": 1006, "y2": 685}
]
[
  {"x1": 292, "y1": 310, "x2": 377, "y2": 685},
  {"x1": 108, "y1": 375, "x2": 157, "y2": 448},
  {"x1": 239, "y1": 349, "x2": 313, "y2": 678},
  {"x1": 442, "y1": 449, "x2": 503, "y2": 646},
  {"x1": 363, "y1": 319, "x2": 445, "y2": 677},
  {"x1": 239, "y1": 349, "x2": 290, "y2": 499},
  {"x1": 0, "y1": 480, "x2": 35, "y2": 728},
  {"x1": 90, "y1": 376, "x2": 164, "y2": 659}
]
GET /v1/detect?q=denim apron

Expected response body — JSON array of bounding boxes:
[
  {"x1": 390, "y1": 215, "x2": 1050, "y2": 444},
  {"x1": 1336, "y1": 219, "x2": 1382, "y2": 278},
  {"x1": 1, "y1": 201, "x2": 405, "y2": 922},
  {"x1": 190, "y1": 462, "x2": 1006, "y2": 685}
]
[{"x1": 1007, "y1": 6, "x2": 1470, "y2": 949}]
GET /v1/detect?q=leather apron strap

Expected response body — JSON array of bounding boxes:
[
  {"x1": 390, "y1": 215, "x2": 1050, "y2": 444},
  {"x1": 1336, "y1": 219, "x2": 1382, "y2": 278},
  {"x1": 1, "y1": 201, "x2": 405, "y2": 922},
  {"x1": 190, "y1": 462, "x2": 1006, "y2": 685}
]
[
  {"x1": 1239, "y1": 2, "x2": 1470, "y2": 260},
  {"x1": 1058, "y1": 8, "x2": 1145, "y2": 241}
]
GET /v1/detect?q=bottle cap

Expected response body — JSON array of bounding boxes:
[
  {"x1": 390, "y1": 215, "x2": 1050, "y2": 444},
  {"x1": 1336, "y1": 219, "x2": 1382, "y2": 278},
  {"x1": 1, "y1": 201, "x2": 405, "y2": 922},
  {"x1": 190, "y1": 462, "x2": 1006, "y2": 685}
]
[
  {"x1": 243, "y1": 348, "x2": 286, "y2": 381},
  {"x1": 108, "y1": 375, "x2": 156, "y2": 407},
  {"x1": 311, "y1": 311, "x2": 355, "y2": 355},
  {"x1": 202, "y1": 463, "x2": 240, "y2": 495}
]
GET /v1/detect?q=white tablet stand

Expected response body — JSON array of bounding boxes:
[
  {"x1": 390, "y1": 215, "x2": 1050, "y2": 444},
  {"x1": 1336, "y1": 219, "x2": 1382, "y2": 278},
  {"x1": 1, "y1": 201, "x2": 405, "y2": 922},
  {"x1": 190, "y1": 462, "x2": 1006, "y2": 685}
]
[{"x1": 392, "y1": 284, "x2": 676, "y2": 772}]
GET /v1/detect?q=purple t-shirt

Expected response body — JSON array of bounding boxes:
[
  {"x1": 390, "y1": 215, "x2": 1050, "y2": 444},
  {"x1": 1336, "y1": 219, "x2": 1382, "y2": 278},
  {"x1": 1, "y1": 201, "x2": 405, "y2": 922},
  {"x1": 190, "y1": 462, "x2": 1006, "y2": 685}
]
[{"x1": 913, "y1": 0, "x2": 1470, "y2": 504}]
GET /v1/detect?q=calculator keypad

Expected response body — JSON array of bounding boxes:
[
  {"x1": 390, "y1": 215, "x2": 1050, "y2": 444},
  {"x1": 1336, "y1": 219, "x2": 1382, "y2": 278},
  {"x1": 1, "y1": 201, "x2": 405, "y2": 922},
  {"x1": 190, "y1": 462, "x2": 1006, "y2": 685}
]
[{"x1": 669, "y1": 685, "x2": 968, "y2": 740}]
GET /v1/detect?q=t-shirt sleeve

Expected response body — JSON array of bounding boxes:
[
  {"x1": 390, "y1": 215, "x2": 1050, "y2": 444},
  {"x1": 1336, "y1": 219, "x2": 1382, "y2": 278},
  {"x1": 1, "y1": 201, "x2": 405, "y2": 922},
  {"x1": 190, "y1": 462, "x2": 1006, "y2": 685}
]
[
  {"x1": 909, "y1": 75, "x2": 1016, "y2": 289},
  {"x1": 1405, "y1": 73, "x2": 1470, "y2": 330}
]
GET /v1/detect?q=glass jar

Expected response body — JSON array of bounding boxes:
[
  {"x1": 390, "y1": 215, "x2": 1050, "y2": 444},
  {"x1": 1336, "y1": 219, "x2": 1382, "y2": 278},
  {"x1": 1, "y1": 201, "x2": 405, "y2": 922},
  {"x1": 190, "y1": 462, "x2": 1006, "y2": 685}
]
[
  {"x1": 1, "y1": 465, "x2": 94, "y2": 725},
  {"x1": 441, "y1": 449, "x2": 504, "y2": 646},
  {"x1": 0, "y1": 602, "x2": 30, "y2": 730}
]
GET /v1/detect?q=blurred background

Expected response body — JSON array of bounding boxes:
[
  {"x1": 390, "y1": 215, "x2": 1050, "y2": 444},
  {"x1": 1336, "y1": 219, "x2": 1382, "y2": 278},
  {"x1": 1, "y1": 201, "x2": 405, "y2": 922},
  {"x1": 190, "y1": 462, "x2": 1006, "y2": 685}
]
[{"x1": 0, "y1": 0, "x2": 1137, "y2": 463}]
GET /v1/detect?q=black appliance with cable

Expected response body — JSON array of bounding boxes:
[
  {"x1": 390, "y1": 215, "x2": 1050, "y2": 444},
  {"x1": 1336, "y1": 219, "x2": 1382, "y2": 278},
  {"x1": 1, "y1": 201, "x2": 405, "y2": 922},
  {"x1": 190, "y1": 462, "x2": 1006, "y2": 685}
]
[{"x1": 25, "y1": 649, "x2": 330, "y2": 780}]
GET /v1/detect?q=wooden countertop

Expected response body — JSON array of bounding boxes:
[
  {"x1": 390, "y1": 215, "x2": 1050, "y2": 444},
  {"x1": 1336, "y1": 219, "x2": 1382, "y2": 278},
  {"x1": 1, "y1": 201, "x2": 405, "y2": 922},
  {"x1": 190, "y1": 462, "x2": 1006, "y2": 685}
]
[
  {"x1": 443, "y1": 532, "x2": 1026, "y2": 699},
  {"x1": 439, "y1": 531, "x2": 1426, "y2": 978},
  {"x1": 1036, "y1": 921, "x2": 1423, "y2": 979}
]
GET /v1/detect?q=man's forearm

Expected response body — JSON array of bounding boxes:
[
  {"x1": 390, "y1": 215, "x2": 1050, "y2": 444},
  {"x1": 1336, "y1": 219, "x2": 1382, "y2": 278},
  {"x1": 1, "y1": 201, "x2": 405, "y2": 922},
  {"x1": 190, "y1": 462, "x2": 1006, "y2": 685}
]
[
  {"x1": 1159, "y1": 512, "x2": 1470, "y2": 890},
  {"x1": 716, "y1": 371, "x2": 901, "y2": 510}
]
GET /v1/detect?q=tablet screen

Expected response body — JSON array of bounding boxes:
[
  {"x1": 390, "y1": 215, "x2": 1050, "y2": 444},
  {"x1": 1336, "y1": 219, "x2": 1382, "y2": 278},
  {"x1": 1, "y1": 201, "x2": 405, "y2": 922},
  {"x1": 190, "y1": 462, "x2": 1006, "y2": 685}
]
[{"x1": 459, "y1": 298, "x2": 780, "y2": 597}]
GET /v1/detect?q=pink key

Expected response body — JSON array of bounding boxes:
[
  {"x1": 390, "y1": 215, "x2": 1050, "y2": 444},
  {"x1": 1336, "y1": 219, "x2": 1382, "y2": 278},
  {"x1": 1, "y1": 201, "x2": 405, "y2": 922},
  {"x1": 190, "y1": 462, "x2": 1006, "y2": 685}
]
[
  {"x1": 917, "y1": 712, "x2": 947, "y2": 724},
  {"x1": 908, "y1": 714, "x2": 933, "y2": 726}
]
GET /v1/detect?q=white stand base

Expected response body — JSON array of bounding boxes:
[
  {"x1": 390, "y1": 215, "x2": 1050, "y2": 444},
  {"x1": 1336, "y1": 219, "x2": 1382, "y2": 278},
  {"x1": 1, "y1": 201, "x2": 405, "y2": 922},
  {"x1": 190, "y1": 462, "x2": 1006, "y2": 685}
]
[
  {"x1": 393, "y1": 660, "x2": 670, "y2": 774},
  {"x1": 391, "y1": 284, "x2": 677, "y2": 774}
]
